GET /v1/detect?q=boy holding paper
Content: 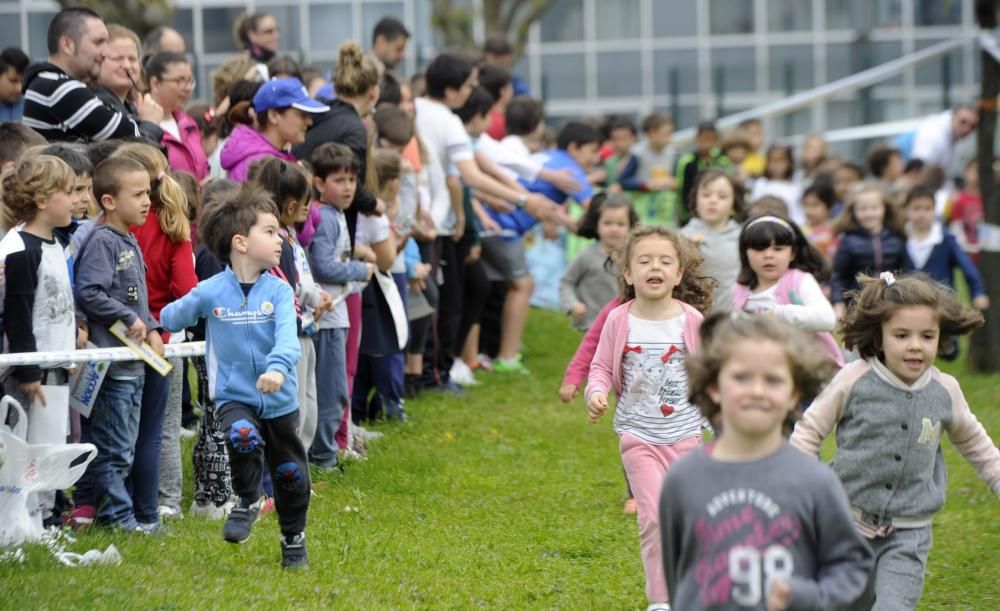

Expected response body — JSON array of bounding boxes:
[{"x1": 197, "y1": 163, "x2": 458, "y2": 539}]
[{"x1": 71, "y1": 156, "x2": 163, "y2": 533}]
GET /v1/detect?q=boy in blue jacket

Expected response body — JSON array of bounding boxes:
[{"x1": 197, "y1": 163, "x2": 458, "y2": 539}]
[{"x1": 160, "y1": 186, "x2": 309, "y2": 569}]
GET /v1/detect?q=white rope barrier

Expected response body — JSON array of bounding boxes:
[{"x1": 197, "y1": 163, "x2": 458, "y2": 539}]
[{"x1": 0, "y1": 342, "x2": 206, "y2": 368}]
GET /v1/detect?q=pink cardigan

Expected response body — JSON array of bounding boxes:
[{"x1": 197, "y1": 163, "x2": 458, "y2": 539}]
[
  {"x1": 161, "y1": 110, "x2": 209, "y2": 180},
  {"x1": 585, "y1": 299, "x2": 704, "y2": 401},
  {"x1": 562, "y1": 297, "x2": 619, "y2": 388}
]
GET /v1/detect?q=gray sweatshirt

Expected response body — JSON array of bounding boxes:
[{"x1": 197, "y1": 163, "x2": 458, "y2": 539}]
[
  {"x1": 558, "y1": 243, "x2": 620, "y2": 331},
  {"x1": 680, "y1": 218, "x2": 741, "y2": 312},
  {"x1": 74, "y1": 223, "x2": 158, "y2": 377},
  {"x1": 661, "y1": 442, "x2": 873, "y2": 610}
]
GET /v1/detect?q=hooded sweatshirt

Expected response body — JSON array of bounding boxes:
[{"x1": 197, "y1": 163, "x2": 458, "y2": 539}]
[
  {"x1": 680, "y1": 218, "x2": 741, "y2": 312},
  {"x1": 219, "y1": 124, "x2": 295, "y2": 182}
]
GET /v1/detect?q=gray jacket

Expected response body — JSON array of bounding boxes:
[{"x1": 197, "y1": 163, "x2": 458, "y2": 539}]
[{"x1": 680, "y1": 218, "x2": 741, "y2": 312}]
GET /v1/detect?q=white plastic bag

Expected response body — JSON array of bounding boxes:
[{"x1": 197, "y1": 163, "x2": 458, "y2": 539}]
[{"x1": 0, "y1": 396, "x2": 97, "y2": 547}]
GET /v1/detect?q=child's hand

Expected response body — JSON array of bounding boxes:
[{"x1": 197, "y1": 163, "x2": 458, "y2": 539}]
[
  {"x1": 558, "y1": 383, "x2": 579, "y2": 403},
  {"x1": 127, "y1": 318, "x2": 147, "y2": 342},
  {"x1": 570, "y1": 303, "x2": 588, "y2": 321},
  {"x1": 316, "y1": 291, "x2": 334, "y2": 315},
  {"x1": 20, "y1": 381, "x2": 46, "y2": 406},
  {"x1": 365, "y1": 263, "x2": 376, "y2": 281},
  {"x1": 147, "y1": 330, "x2": 165, "y2": 357},
  {"x1": 686, "y1": 232, "x2": 705, "y2": 247},
  {"x1": 587, "y1": 392, "x2": 608, "y2": 423},
  {"x1": 766, "y1": 580, "x2": 791, "y2": 611},
  {"x1": 256, "y1": 371, "x2": 285, "y2": 393},
  {"x1": 549, "y1": 169, "x2": 583, "y2": 194},
  {"x1": 465, "y1": 244, "x2": 481, "y2": 264},
  {"x1": 973, "y1": 295, "x2": 990, "y2": 310},
  {"x1": 76, "y1": 320, "x2": 89, "y2": 349},
  {"x1": 833, "y1": 302, "x2": 846, "y2": 321}
]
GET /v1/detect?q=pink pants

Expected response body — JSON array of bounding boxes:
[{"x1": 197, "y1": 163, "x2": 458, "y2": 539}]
[
  {"x1": 620, "y1": 432, "x2": 702, "y2": 604},
  {"x1": 337, "y1": 292, "x2": 362, "y2": 449}
]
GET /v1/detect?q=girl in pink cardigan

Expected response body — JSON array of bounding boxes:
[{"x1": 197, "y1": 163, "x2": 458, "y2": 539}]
[{"x1": 585, "y1": 226, "x2": 714, "y2": 611}]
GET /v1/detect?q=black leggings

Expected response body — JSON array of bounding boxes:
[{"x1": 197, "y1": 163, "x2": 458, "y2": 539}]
[{"x1": 457, "y1": 246, "x2": 490, "y2": 356}]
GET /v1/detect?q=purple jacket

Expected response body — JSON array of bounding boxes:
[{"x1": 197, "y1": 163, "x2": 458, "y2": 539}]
[
  {"x1": 220, "y1": 124, "x2": 295, "y2": 182},
  {"x1": 162, "y1": 110, "x2": 209, "y2": 181}
]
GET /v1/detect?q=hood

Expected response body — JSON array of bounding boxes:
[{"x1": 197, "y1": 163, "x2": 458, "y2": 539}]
[
  {"x1": 22, "y1": 62, "x2": 66, "y2": 93},
  {"x1": 220, "y1": 124, "x2": 278, "y2": 171}
]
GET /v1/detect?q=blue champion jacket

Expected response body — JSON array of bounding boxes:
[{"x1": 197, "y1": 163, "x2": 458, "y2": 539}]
[{"x1": 160, "y1": 268, "x2": 300, "y2": 419}]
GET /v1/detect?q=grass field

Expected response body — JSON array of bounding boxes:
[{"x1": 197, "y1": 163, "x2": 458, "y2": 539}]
[{"x1": 1, "y1": 309, "x2": 998, "y2": 609}]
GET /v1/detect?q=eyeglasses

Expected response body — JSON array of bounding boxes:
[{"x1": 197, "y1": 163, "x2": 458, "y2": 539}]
[{"x1": 159, "y1": 76, "x2": 196, "y2": 89}]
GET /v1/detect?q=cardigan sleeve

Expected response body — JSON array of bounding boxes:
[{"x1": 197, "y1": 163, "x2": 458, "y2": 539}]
[
  {"x1": 562, "y1": 297, "x2": 617, "y2": 388},
  {"x1": 790, "y1": 361, "x2": 867, "y2": 455},
  {"x1": 584, "y1": 308, "x2": 620, "y2": 401},
  {"x1": 940, "y1": 372, "x2": 1000, "y2": 497},
  {"x1": 775, "y1": 272, "x2": 837, "y2": 332}
]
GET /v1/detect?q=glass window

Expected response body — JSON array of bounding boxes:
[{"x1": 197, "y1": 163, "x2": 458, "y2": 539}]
[
  {"x1": 309, "y1": 4, "x2": 355, "y2": 53},
  {"x1": 874, "y1": 41, "x2": 903, "y2": 86},
  {"x1": 362, "y1": 2, "x2": 406, "y2": 45},
  {"x1": 653, "y1": 0, "x2": 697, "y2": 37},
  {"x1": 257, "y1": 5, "x2": 300, "y2": 53},
  {"x1": 540, "y1": 52, "x2": 585, "y2": 99},
  {"x1": 826, "y1": 40, "x2": 900, "y2": 84},
  {"x1": 655, "y1": 105, "x2": 701, "y2": 131},
  {"x1": 773, "y1": 108, "x2": 813, "y2": 139},
  {"x1": 169, "y1": 9, "x2": 194, "y2": 51},
  {"x1": 541, "y1": 0, "x2": 584, "y2": 42},
  {"x1": 596, "y1": 0, "x2": 640, "y2": 41},
  {"x1": 0, "y1": 13, "x2": 20, "y2": 49},
  {"x1": 916, "y1": 0, "x2": 962, "y2": 26},
  {"x1": 769, "y1": 45, "x2": 814, "y2": 92},
  {"x1": 710, "y1": 0, "x2": 754, "y2": 35},
  {"x1": 597, "y1": 51, "x2": 641, "y2": 97},
  {"x1": 826, "y1": 0, "x2": 901, "y2": 30},
  {"x1": 512, "y1": 56, "x2": 532, "y2": 96},
  {"x1": 653, "y1": 49, "x2": 699, "y2": 95},
  {"x1": 28, "y1": 11, "x2": 56, "y2": 59},
  {"x1": 203, "y1": 7, "x2": 247, "y2": 54},
  {"x1": 915, "y1": 39, "x2": 965, "y2": 87},
  {"x1": 711, "y1": 47, "x2": 756, "y2": 93},
  {"x1": 768, "y1": 0, "x2": 812, "y2": 32}
]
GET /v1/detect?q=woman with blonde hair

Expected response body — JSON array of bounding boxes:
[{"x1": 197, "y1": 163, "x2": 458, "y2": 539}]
[{"x1": 93, "y1": 24, "x2": 164, "y2": 144}]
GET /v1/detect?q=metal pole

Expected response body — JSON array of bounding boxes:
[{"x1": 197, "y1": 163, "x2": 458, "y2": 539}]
[
  {"x1": 670, "y1": 67, "x2": 680, "y2": 124},
  {"x1": 714, "y1": 65, "x2": 725, "y2": 119}
]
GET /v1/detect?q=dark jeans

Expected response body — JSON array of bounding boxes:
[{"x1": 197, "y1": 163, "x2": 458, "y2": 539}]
[
  {"x1": 128, "y1": 364, "x2": 170, "y2": 524},
  {"x1": 352, "y1": 352, "x2": 405, "y2": 422},
  {"x1": 218, "y1": 403, "x2": 310, "y2": 536}
]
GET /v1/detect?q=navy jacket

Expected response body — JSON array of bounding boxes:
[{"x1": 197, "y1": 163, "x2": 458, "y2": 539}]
[
  {"x1": 831, "y1": 229, "x2": 912, "y2": 303},
  {"x1": 911, "y1": 228, "x2": 986, "y2": 298}
]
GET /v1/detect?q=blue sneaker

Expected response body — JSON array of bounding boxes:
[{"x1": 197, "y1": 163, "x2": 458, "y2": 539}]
[
  {"x1": 222, "y1": 497, "x2": 263, "y2": 544},
  {"x1": 281, "y1": 532, "x2": 308, "y2": 569}
]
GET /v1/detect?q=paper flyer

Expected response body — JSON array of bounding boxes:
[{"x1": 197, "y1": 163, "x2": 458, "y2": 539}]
[
  {"x1": 109, "y1": 320, "x2": 173, "y2": 376},
  {"x1": 69, "y1": 357, "x2": 108, "y2": 418}
]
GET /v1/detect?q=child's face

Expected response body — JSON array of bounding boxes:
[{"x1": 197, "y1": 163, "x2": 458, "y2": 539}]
[
  {"x1": 709, "y1": 338, "x2": 798, "y2": 439},
  {"x1": 884, "y1": 153, "x2": 903, "y2": 181},
  {"x1": 596, "y1": 206, "x2": 630, "y2": 250},
  {"x1": 905, "y1": 196, "x2": 935, "y2": 233},
  {"x1": 881, "y1": 305, "x2": 939, "y2": 385},
  {"x1": 567, "y1": 141, "x2": 600, "y2": 170},
  {"x1": 963, "y1": 164, "x2": 979, "y2": 190},
  {"x1": 315, "y1": 169, "x2": 357, "y2": 210},
  {"x1": 72, "y1": 174, "x2": 94, "y2": 220},
  {"x1": 834, "y1": 167, "x2": 860, "y2": 202},
  {"x1": 766, "y1": 149, "x2": 790, "y2": 180},
  {"x1": 802, "y1": 193, "x2": 830, "y2": 228},
  {"x1": 609, "y1": 127, "x2": 636, "y2": 156},
  {"x1": 724, "y1": 145, "x2": 748, "y2": 165},
  {"x1": 623, "y1": 236, "x2": 684, "y2": 302},
  {"x1": 746, "y1": 241, "x2": 794, "y2": 287},
  {"x1": 294, "y1": 197, "x2": 311, "y2": 223},
  {"x1": 743, "y1": 122, "x2": 763, "y2": 151},
  {"x1": 695, "y1": 176, "x2": 735, "y2": 228},
  {"x1": 239, "y1": 211, "x2": 284, "y2": 270},
  {"x1": 647, "y1": 125, "x2": 673, "y2": 150},
  {"x1": 465, "y1": 113, "x2": 490, "y2": 138},
  {"x1": 104, "y1": 170, "x2": 151, "y2": 227},
  {"x1": 38, "y1": 182, "x2": 77, "y2": 230},
  {"x1": 695, "y1": 131, "x2": 717, "y2": 156},
  {"x1": 854, "y1": 192, "x2": 885, "y2": 234},
  {"x1": 801, "y1": 136, "x2": 825, "y2": 166}
]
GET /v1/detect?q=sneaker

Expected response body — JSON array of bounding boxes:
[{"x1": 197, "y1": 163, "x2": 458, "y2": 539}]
[
  {"x1": 221, "y1": 497, "x2": 263, "y2": 544},
  {"x1": 623, "y1": 497, "x2": 638, "y2": 515},
  {"x1": 353, "y1": 426, "x2": 384, "y2": 442},
  {"x1": 476, "y1": 354, "x2": 495, "y2": 373},
  {"x1": 449, "y1": 360, "x2": 479, "y2": 386},
  {"x1": 157, "y1": 505, "x2": 183, "y2": 520},
  {"x1": 179, "y1": 426, "x2": 197, "y2": 439},
  {"x1": 646, "y1": 604, "x2": 671, "y2": 611},
  {"x1": 281, "y1": 532, "x2": 308, "y2": 569},
  {"x1": 338, "y1": 445, "x2": 367, "y2": 463},
  {"x1": 66, "y1": 504, "x2": 96, "y2": 529},
  {"x1": 403, "y1": 374, "x2": 421, "y2": 399},
  {"x1": 137, "y1": 521, "x2": 170, "y2": 536},
  {"x1": 189, "y1": 499, "x2": 233, "y2": 520},
  {"x1": 429, "y1": 380, "x2": 465, "y2": 395},
  {"x1": 494, "y1": 357, "x2": 530, "y2": 375}
]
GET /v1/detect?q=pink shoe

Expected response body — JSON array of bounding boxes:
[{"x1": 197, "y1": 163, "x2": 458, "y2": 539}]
[
  {"x1": 258, "y1": 496, "x2": 276, "y2": 516},
  {"x1": 66, "y1": 504, "x2": 96, "y2": 529},
  {"x1": 623, "y1": 497, "x2": 638, "y2": 515}
]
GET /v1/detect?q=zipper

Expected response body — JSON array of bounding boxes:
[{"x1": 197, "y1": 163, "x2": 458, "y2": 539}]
[{"x1": 231, "y1": 271, "x2": 263, "y2": 413}]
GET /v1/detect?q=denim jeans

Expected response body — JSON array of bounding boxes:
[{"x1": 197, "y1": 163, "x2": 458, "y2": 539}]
[
  {"x1": 310, "y1": 327, "x2": 348, "y2": 467},
  {"x1": 128, "y1": 365, "x2": 168, "y2": 525},
  {"x1": 77, "y1": 376, "x2": 145, "y2": 527}
]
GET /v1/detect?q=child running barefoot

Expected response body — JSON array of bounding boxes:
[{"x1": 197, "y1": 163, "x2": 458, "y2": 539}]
[
  {"x1": 791, "y1": 273, "x2": 1000, "y2": 609},
  {"x1": 662, "y1": 313, "x2": 874, "y2": 611},
  {"x1": 733, "y1": 214, "x2": 844, "y2": 369},
  {"x1": 586, "y1": 226, "x2": 715, "y2": 610},
  {"x1": 559, "y1": 193, "x2": 636, "y2": 331}
]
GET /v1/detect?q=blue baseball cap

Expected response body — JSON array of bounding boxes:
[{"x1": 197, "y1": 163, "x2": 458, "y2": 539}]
[{"x1": 253, "y1": 77, "x2": 330, "y2": 114}]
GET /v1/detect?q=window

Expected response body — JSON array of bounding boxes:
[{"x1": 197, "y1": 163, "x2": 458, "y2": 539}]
[
  {"x1": 916, "y1": 0, "x2": 962, "y2": 26},
  {"x1": 915, "y1": 39, "x2": 965, "y2": 87},
  {"x1": 653, "y1": 0, "x2": 697, "y2": 37},
  {"x1": 540, "y1": 53, "x2": 585, "y2": 99},
  {"x1": 826, "y1": 40, "x2": 901, "y2": 84},
  {"x1": 540, "y1": 0, "x2": 584, "y2": 42},
  {"x1": 769, "y1": 45, "x2": 814, "y2": 92},
  {"x1": 768, "y1": 0, "x2": 812, "y2": 32},
  {"x1": 309, "y1": 4, "x2": 355, "y2": 53},
  {"x1": 773, "y1": 108, "x2": 813, "y2": 139},
  {"x1": 596, "y1": 0, "x2": 640, "y2": 41},
  {"x1": 169, "y1": 9, "x2": 194, "y2": 51},
  {"x1": 711, "y1": 47, "x2": 756, "y2": 93},
  {"x1": 655, "y1": 105, "x2": 701, "y2": 131},
  {"x1": 27, "y1": 11, "x2": 56, "y2": 59},
  {"x1": 0, "y1": 13, "x2": 20, "y2": 49},
  {"x1": 203, "y1": 7, "x2": 247, "y2": 54},
  {"x1": 710, "y1": 0, "x2": 754, "y2": 35},
  {"x1": 597, "y1": 51, "x2": 642, "y2": 97},
  {"x1": 653, "y1": 49, "x2": 699, "y2": 95},
  {"x1": 362, "y1": 2, "x2": 406, "y2": 45},
  {"x1": 825, "y1": 0, "x2": 902, "y2": 30}
]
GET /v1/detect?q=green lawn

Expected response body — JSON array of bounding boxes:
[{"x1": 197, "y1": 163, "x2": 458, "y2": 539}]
[{"x1": 2, "y1": 309, "x2": 998, "y2": 609}]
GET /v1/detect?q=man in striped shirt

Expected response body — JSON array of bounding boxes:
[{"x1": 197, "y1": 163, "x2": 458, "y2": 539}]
[{"x1": 21, "y1": 7, "x2": 141, "y2": 142}]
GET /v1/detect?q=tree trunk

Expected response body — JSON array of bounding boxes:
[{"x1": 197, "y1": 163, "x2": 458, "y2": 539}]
[{"x1": 969, "y1": 0, "x2": 1000, "y2": 372}]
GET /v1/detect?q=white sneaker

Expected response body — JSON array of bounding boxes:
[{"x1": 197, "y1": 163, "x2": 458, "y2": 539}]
[
  {"x1": 179, "y1": 426, "x2": 197, "y2": 439},
  {"x1": 157, "y1": 504, "x2": 183, "y2": 520},
  {"x1": 449, "y1": 360, "x2": 479, "y2": 386},
  {"x1": 353, "y1": 425, "x2": 384, "y2": 442},
  {"x1": 188, "y1": 499, "x2": 233, "y2": 520},
  {"x1": 646, "y1": 604, "x2": 671, "y2": 611}
]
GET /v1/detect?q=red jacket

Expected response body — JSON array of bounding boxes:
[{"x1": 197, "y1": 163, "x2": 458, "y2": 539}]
[
  {"x1": 132, "y1": 209, "x2": 197, "y2": 339},
  {"x1": 162, "y1": 110, "x2": 209, "y2": 181}
]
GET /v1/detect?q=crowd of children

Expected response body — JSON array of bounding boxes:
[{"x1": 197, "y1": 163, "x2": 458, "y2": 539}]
[{"x1": 0, "y1": 7, "x2": 998, "y2": 607}]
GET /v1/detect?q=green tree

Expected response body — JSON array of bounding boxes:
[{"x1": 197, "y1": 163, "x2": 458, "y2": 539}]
[
  {"x1": 57, "y1": 0, "x2": 173, "y2": 39},
  {"x1": 431, "y1": 0, "x2": 557, "y2": 61}
]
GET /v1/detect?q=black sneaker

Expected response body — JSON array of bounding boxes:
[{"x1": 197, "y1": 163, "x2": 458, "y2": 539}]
[
  {"x1": 281, "y1": 532, "x2": 308, "y2": 569},
  {"x1": 221, "y1": 497, "x2": 263, "y2": 544}
]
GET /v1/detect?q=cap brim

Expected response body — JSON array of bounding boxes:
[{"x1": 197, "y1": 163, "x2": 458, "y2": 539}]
[{"x1": 292, "y1": 100, "x2": 330, "y2": 113}]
